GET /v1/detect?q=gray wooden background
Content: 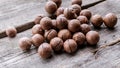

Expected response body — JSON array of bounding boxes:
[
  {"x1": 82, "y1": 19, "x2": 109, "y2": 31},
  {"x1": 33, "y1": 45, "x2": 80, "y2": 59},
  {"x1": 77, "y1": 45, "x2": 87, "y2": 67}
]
[{"x1": 0, "y1": 0, "x2": 120, "y2": 68}]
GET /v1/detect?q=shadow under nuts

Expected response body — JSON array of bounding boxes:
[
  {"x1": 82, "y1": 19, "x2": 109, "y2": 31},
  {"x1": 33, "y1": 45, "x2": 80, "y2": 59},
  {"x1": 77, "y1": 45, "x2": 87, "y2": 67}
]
[
  {"x1": 71, "y1": 0, "x2": 82, "y2": 6},
  {"x1": 81, "y1": 24, "x2": 91, "y2": 34},
  {"x1": 38, "y1": 43, "x2": 53, "y2": 59},
  {"x1": 86, "y1": 31, "x2": 100, "y2": 45},
  {"x1": 73, "y1": 32, "x2": 85, "y2": 46},
  {"x1": 40, "y1": 17, "x2": 53, "y2": 30},
  {"x1": 50, "y1": 37, "x2": 63, "y2": 52},
  {"x1": 91, "y1": 14, "x2": 103, "y2": 27},
  {"x1": 103, "y1": 13, "x2": 117, "y2": 28},
  {"x1": 44, "y1": 29, "x2": 57, "y2": 42},
  {"x1": 80, "y1": 9, "x2": 92, "y2": 20},
  {"x1": 77, "y1": 16, "x2": 88, "y2": 24},
  {"x1": 45, "y1": 1, "x2": 57, "y2": 14},
  {"x1": 58, "y1": 29, "x2": 72, "y2": 41},
  {"x1": 19, "y1": 37, "x2": 32, "y2": 51},
  {"x1": 68, "y1": 19, "x2": 81, "y2": 33},
  {"x1": 32, "y1": 34, "x2": 44, "y2": 47},
  {"x1": 32, "y1": 24, "x2": 44, "y2": 35},
  {"x1": 64, "y1": 39, "x2": 77, "y2": 53},
  {"x1": 56, "y1": 16, "x2": 68, "y2": 29}
]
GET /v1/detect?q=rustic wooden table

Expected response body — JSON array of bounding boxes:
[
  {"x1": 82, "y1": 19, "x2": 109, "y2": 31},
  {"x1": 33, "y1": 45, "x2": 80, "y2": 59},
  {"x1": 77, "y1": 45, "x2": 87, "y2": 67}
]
[{"x1": 0, "y1": 0, "x2": 120, "y2": 68}]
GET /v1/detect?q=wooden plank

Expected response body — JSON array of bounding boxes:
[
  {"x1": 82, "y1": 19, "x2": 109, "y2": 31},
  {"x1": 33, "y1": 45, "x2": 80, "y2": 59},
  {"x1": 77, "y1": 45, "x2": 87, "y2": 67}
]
[{"x1": 0, "y1": 0, "x2": 120, "y2": 68}]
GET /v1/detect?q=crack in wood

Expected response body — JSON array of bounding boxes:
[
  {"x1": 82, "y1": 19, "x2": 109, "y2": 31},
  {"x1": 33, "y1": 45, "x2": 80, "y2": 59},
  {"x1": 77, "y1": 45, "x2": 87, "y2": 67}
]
[{"x1": 0, "y1": 0, "x2": 106, "y2": 39}]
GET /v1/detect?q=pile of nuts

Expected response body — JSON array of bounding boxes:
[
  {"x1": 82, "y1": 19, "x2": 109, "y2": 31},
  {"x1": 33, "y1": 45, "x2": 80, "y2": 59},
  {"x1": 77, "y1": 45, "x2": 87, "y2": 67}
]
[{"x1": 5, "y1": 0, "x2": 118, "y2": 59}]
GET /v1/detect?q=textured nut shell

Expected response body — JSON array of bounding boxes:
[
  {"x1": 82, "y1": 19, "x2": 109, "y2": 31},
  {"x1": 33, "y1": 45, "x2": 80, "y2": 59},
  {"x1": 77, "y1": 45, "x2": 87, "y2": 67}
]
[
  {"x1": 58, "y1": 29, "x2": 72, "y2": 41},
  {"x1": 91, "y1": 14, "x2": 103, "y2": 27},
  {"x1": 52, "y1": 20, "x2": 57, "y2": 29},
  {"x1": 80, "y1": 9, "x2": 92, "y2": 20},
  {"x1": 40, "y1": 17, "x2": 53, "y2": 30},
  {"x1": 56, "y1": 16, "x2": 68, "y2": 29},
  {"x1": 86, "y1": 31, "x2": 100, "y2": 45},
  {"x1": 103, "y1": 13, "x2": 117, "y2": 28},
  {"x1": 51, "y1": 0, "x2": 62, "y2": 7},
  {"x1": 64, "y1": 8, "x2": 77, "y2": 19},
  {"x1": 73, "y1": 32, "x2": 85, "y2": 45},
  {"x1": 32, "y1": 34, "x2": 44, "y2": 47},
  {"x1": 50, "y1": 37, "x2": 63, "y2": 51},
  {"x1": 71, "y1": 4, "x2": 81, "y2": 16},
  {"x1": 38, "y1": 43, "x2": 52, "y2": 59},
  {"x1": 56, "y1": 7, "x2": 64, "y2": 16},
  {"x1": 32, "y1": 24, "x2": 44, "y2": 35},
  {"x1": 45, "y1": 1, "x2": 57, "y2": 14},
  {"x1": 77, "y1": 16, "x2": 88, "y2": 24},
  {"x1": 64, "y1": 39, "x2": 77, "y2": 53},
  {"x1": 68, "y1": 19, "x2": 81, "y2": 33},
  {"x1": 44, "y1": 29, "x2": 57, "y2": 42},
  {"x1": 6, "y1": 27, "x2": 17, "y2": 37},
  {"x1": 81, "y1": 24, "x2": 91, "y2": 34},
  {"x1": 34, "y1": 15, "x2": 45, "y2": 24},
  {"x1": 19, "y1": 37, "x2": 32, "y2": 51},
  {"x1": 71, "y1": 0, "x2": 82, "y2": 6}
]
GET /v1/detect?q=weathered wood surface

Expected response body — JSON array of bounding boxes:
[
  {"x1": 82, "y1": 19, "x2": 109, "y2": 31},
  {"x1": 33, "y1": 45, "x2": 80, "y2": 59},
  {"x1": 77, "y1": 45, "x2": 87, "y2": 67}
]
[{"x1": 0, "y1": 0, "x2": 120, "y2": 68}]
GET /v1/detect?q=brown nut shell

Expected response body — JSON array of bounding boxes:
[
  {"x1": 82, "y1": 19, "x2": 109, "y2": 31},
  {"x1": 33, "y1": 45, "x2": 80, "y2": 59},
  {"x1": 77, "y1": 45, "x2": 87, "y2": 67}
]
[
  {"x1": 91, "y1": 14, "x2": 103, "y2": 27},
  {"x1": 77, "y1": 16, "x2": 88, "y2": 24},
  {"x1": 71, "y1": 0, "x2": 82, "y2": 6},
  {"x1": 52, "y1": 20, "x2": 57, "y2": 29},
  {"x1": 71, "y1": 4, "x2": 81, "y2": 16},
  {"x1": 50, "y1": 37, "x2": 63, "y2": 51},
  {"x1": 19, "y1": 37, "x2": 32, "y2": 51},
  {"x1": 73, "y1": 32, "x2": 85, "y2": 46},
  {"x1": 38, "y1": 43, "x2": 53, "y2": 59},
  {"x1": 45, "y1": 1, "x2": 57, "y2": 14},
  {"x1": 64, "y1": 39, "x2": 77, "y2": 53},
  {"x1": 44, "y1": 29, "x2": 57, "y2": 42},
  {"x1": 103, "y1": 13, "x2": 117, "y2": 28},
  {"x1": 40, "y1": 17, "x2": 53, "y2": 30},
  {"x1": 56, "y1": 16, "x2": 68, "y2": 29},
  {"x1": 32, "y1": 24, "x2": 44, "y2": 35},
  {"x1": 58, "y1": 29, "x2": 72, "y2": 41},
  {"x1": 6, "y1": 27, "x2": 17, "y2": 38},
  {"x1": 56, "y1": 7, "x2": 64, "y2": 16},
  {"x1": 51, "y1": 0, "x2": 62, "y2": 7},
  {"x1": 68, "y1": 19, "x2": 81, "y2": 33},
  {"x1": 32, "y1": 34, "x2": 44, "y2": 47},
  {"x1": 34, "y1": 14, "x2": 45, "y2": 24},
  {"x1": 86, "y1": 31, "x2": 100, "y2": 45},
  {"x1": 80, "y1": 9, "x2": 92, "y2": 20},
  {"x1": 81, "y1": 24, "x2": 91, "y2": 34}
]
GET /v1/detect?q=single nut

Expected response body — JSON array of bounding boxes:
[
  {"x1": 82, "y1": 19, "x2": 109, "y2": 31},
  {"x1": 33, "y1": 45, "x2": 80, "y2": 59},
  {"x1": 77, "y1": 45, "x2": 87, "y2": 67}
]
[
  {"x1": 64, "y1": 8, "x2": 77, "y2": 19},
  {"x1": 19, "y1": 37, "x2": 32, "y2": 51},
  {"x1": 71, "y1": 0, "x2": 82, "y2": 6},
  {"x1": 45, "y1": 1, "x2": 57, "y2": 14},
  {"x1": 34, "y1": 14, "x2": 45, "y2": 24},
  {"x1": 68, "y1": 19, "x2": 81, "y2": 33},
  {"x1": 86, "y1": 31, "x2": 100, "y2": 45},
  {"x1": 77, "y1": 16, "x2": 88, "y2": 24},
  {"x1": 103, "y1": 13, "x2": 117, "y2": 28},
  {"x1": 38, "y1": 43, "x2": 53, "y2": 59},
  {"x1": 64, "y1": 39, "x2": 77, "y2": 53},
  {"x1": 56, "y1": 7, "x2": 64, "y2": 16},
  {"x1": 32, "y1": 34, "x2": 44, "y2": 47},
  {"x1": 71, "y1": 4, "x2": 81, "y2": 16},
  {"x1": 91, "y1": 14, "x2": 103, "y2": 27},
  {"x1": 58, "y1": 29, "x2": 72, "y2": 41},
  {"x1": 80, "y1": 9, "x2": 92, "y2": 20},
  {"x1": 6, "y1": 27, "x2": 17, "y2": 38},
  {"x1": 40, "y1": 17, "x2": 53, "y2": 30},
  {"x1": 32, "y1": 24, "x2": 44, "y2": 35},
  {"x1": 50, "y1": 37, "x2": 63, "y2": 51},
  {"x1": 73, "y1": 32, "x2": 85, "y2": 46},
  {"x1": 56, "y1": 16, "x2": 68, "y2": 29},
  {"x1": 44, "y1": 29, "x2": 57, "y2": 42},
  {"x1": 81, "y1": 24, "x2": 91, "y2": 34},
  {"x1": 51, "y1": 0, "x2": 62, "y2": 7}
]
